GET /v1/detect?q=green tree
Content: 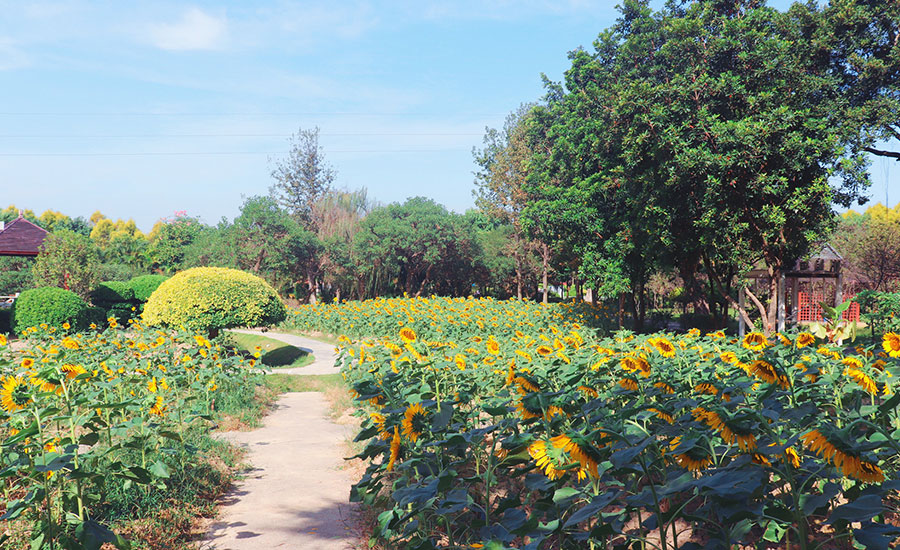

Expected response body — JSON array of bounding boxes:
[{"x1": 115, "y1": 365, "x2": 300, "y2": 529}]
[
  {"x1": 474, "y1": 103, "x2": 549, "y2": 300},
  {"x1": 32, "y1": 229, "x2": 101, "y2": 299},
  {"x1": 312, "y1": 188, "x2": 374, "y2": 301},
  {"x1": 527, "y1": 0, "x2": 872, "y2": 332},
  {"x1": 229, "y1": 196, "x2": 320, "y2": 294},
  {"x1": 354, "y1": 197, "x2": 480, "y2": 298},
  {"x1": 270, "y1": 126, "x2": 335, "y2": 229},
  {"x1": 146, "y1": 213, "x2": 207, "y2": 273}
]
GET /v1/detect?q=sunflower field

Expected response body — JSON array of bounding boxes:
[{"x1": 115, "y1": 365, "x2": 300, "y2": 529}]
[
  {"x1": 0, "y1": 319, "x2": 263, "y2": 549},
  {"x1": 313, "y1": 296, "x2": 900, "y2": 550}
]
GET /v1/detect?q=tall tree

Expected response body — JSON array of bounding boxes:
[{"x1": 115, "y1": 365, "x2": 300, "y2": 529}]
[
  {"x1": 270, "y1": 127, "x2": 336, "y2": 229},
  {"x1": 474, "y1": 104, "x2": 547, "y2": 300},
  {"x1": 312, "y1": 188, "x2": 374, "y2": 301},
  {"x1": 527, "y1": 0, "x2": 872, "y2": 333}
]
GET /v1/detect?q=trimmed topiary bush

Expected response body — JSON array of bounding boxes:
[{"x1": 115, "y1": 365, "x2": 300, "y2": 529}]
[
  {"x1": 90, "y1": 281, "x2": 135, "y2": 305},
  {"x1": 13, "y1": 287, "x2": 89, "y2": 334},
  {"x1": 90, "y1": 280, "x2": 138, "y2": 324},
  {"x1": 142, "y1": 267, "x2": 286, "y2": 334},
  {"x1": 129, "y1": 274, "x2": 169, "y2": 303}
]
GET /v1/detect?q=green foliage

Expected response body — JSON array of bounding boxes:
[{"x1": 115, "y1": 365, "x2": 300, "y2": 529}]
[
  {"x1": 128, "y1": 274, "x2": 169, "y2": 302},
  {"x1": 142, "y1": 267, "x2": 287, "y2": 333},
  {"x1": 855, "y1": 291, "x2": 900, "y2": 338},
  {"x1": 32, "y1": 229, "x2": 101, "y2": 300},
  {"x1": 145, "y1": 214, "x2": 207, "y2": 273},
  {"x1": 0, "y1": 256, "x2": 34, "y2": 295},
  {"x1": 12, "y1": 286, "x2": 89, "y2": 333},
  {"x1": 90, "y1": 281, "x2": 135, "y2": 305},
  {"x1": 229, "y1": 196, "x2": 320, "y2": 293},
  {"x1": 354, "y1": 197, "x2": 484, "y2": 297},
  {"x1": 524, "y1": 0, "x2": 873, "y2": 331}
]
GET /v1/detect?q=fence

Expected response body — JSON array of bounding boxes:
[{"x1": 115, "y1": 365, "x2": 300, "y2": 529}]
[{"x1": 797, "y1": 291, "x2": 860, "y2": 323}]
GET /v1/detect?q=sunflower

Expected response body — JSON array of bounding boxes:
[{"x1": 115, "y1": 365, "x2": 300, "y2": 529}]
[
  {"x1": 742, "y1": 332, "x2": 768, "y2": 352},
  {"x1": 61, "y1": 337, "x2": 79, "y2": 350},
  {"x1": 577, "y1": 385, "x2": 598, "y2": 398},
  {"x1": 796, "y1": 332, "x2": 816, "y2": 348},
  {"x1": 21, "y1": 357, "x2": 35, "y2": 369},
  {"x1": 694, "y1": 383, "x2": 718, "y2": 396},
  {"x1": 618, "y1": 378, "x2": 639, "y2": 391},
  {"x1": 719, "y1": 351, "x2": 738, "y2": 364},
  {"x1": 649, "y1": 337, "x2": 676, "y2": 358},
  {"x1": 883, "y1": 332, "x2": 900, "y2": 358},
  {"x1": 485, "y1": 338, "x2": 500, "y2": 355},
  {"x1": 783, "y1": 446, "x2": 801, "y2": 468},
  {"x1": 675, "y1": 450, "x2": 714, "y2": 471},
  {"x1": 648, "y1": 407, "x2": 675, "y2": 424},
  {"x1": 454, "y1": 354, "x2": 466, "y2": 370},
  {"x1": 401, "y1": 402, "x2": 429, "y2": 443},
  {"x1": 387, "y1": 426, "x2": 401, "y2": 471},
  {"x1": 515, "y1": 399, "x2": 543, "y2": 420},
  {"x1": 693, "y1": 407, "x2": 756, "y2": 451},
  {"x1": 399, "y1": 327, "x2": 417, "y2": 344},
  {"x1": 551, "y1": 434, "x2": 599, "y2": 478},
  {"x1": 0, "y1": 334, "x2": 6, "y2": 346},
  {"x1": 844, "y1": 367, "x2": 877, "y2": 394},
  {"x1": 749, "y1": 360, "x2": 789, "y2": 388},
  {"x1": 653, "y1": 381, "x2": 675, "y2": 394},
  {"x1": 536, "y1": 345, "x2": 553, "y2": 356},
  {"x1": 1, "y1": 376, "x2": 32, "y2": 413},
  {"x1": 514, "y1": 375, "x2": 539, "y2": 394},
  {"x1": 528, "y1": 439, "x2": 566, "y2": 480},
  {"x1": 687, "y1": 328, "x2": 701, "y2": 337},
  {"x1": 60, "y1": 364, "x2": 87, "y2": 380}
]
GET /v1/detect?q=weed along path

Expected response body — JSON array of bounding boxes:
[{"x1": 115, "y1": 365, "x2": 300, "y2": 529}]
[{"x1": 205, "y1": 330, "x2": 359, "y2": 550}]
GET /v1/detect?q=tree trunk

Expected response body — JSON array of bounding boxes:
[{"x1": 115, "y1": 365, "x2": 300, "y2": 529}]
[
  {"x1": 618, "y1": 292, "x2": 626, "y2": 328},
  {"x1": 679, "y1": 261, "x2": 711, "y2": 315},
  {"x1": 542, "y1": 243, "x2": 549, "y2": 304}
]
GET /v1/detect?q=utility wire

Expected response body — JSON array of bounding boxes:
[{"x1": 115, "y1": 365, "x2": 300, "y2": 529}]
[
  {"x1": 0, "y1": 148, "x2": 470, "y2": 157},
  {"x1": 0, "y1": 132, "x2": 482, "y2": 138}
]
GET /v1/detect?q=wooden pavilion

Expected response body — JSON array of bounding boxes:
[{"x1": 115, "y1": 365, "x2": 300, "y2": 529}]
[
  {"x1": 0, "y1": 214, "x2": 48, "y2": 257},
  {"x1": 740, "y1": 243, "x2": 859, "y2": 335}
]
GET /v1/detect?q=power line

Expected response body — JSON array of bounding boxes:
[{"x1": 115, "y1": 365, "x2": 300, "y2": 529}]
[
  {"x1": 0, "y1": 132, "x2": 483, "y2": 138},
  {"x1": 0, "y1": 112, "x2": 506, "y2": 117},
  {"x1": 0, "y1": 148, "x2": 470, "y2": 157}
]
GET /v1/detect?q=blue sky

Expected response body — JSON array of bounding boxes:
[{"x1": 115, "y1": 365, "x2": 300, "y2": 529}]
[{"x1": 1, "y1": 0, "x2": 895, "y2": 230}]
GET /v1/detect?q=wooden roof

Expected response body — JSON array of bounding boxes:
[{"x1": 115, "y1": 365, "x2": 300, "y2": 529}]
[
  {"x1": 746, "y1": 243, "x2": 844, "y2": 279},
  {"x1": 0, "y1": 215, "x2": 48, "y2": 256}
]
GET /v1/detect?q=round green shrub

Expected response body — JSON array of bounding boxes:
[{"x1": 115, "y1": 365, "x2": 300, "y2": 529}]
[
  {"x1": 13, "y1": 287, "x2": 89, "y2": 334},
  {"x1": 83, "y1": 306, "x2": 107, "y2": 328},
  {"x1": 129, "y1": 274, "x2": 169, "y2": 303},
  {"x1": 90, "y1": 280, "x2": 135, "y2": 306},
  {"x1": 142, "y1": 267, "x2": 286, "y2": 333}
]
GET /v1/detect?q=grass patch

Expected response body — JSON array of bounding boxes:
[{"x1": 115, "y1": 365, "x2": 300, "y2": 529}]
[
  {"x1": 228, "y1": 331, "x2": 315, "y2": 369},
  {"x1": 265, "y1": 373, "x2": 344, "y2": 393},
  {"x1": 275, "y1": 328, "x2": 342, "y2": 346}
]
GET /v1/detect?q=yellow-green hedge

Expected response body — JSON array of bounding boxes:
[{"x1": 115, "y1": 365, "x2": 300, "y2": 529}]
[{"x1": 142, "y1": 267, "x2": 286, "y2": 332}]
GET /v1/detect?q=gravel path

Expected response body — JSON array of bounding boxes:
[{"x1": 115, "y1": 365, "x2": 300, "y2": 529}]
[{"x1": 204, "y1": 331, "x2": 358, "y2": 550}]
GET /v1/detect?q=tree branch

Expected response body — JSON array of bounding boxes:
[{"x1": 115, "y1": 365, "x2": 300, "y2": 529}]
[{"x1": 864, "y1": 146, "x2": 900, "y2": 160}]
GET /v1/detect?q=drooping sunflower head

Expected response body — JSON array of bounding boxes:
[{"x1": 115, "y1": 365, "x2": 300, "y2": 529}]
[
  {"x1": 528, "y1": 439, "x2": 567, "y2": 480},
  {"x1": 401, "y1": 402, "x2": 429, "y2": 443},
  {"x1": 796, "y1": 332, "x2": 816, "y2": 348},
  {"x1": 742, "y1": 332, "x2": 768, "y2": 352},
  {"x1": 1, "y1": 376, "x2": 32, "y2": 413}
]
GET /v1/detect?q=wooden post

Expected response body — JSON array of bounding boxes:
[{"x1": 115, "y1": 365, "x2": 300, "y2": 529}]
[
  {"x1": 777, "y1": 272, "x2": 786, "y2": 333},
  {"x1": 835, "y1": 264, "x2": 843, "y2": 306},
  {"x1": 738, "y1": 286, "x2": 746, "y2": 338},
  {"x1": 791, "y1": 278, "x2": 800, "y2": 326}
]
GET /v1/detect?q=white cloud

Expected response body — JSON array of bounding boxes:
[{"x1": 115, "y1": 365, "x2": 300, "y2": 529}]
[
  {"x1": 147, "y1": 8, "x2": 227, "y2": 51},
  {"x1": 0, "y1": 38, "x2": 30, "y2": 70}
]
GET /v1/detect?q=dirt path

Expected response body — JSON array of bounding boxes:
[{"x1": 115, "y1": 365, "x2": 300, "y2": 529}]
[{"x1": 204, "y1": 331, "x2": 358, "y2": 550}]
